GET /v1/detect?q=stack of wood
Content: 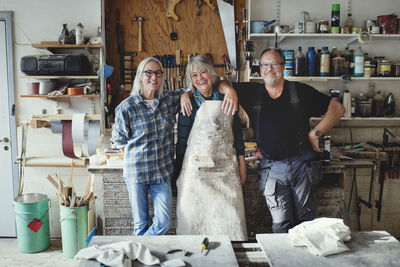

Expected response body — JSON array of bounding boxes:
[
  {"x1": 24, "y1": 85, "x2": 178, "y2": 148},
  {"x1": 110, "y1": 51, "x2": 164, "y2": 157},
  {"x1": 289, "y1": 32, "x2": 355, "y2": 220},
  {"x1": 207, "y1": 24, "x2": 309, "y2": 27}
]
[{"x1": 46, "y1": 172, "x2": 95, "y2": 207}]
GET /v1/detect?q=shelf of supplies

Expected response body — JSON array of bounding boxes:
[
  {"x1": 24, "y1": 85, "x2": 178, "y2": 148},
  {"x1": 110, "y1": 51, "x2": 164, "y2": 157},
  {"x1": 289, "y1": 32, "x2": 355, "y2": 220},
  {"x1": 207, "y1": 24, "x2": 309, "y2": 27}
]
[
  {"x1": 310, "y1": 117, "x2": 400, "y2": 128},
  {"x1": 249, "y1": 33, "x2": 400, "y2": 45},
  {"x1": 21, "y1": 75, "x2": 99, "y2": 79},
  {"x1": 249, "y1": 33, "x2": 400, "y2": 39},
  {"x1": 20, "y1": 94, "x2": 100, "y2": 99},
  {"x1": 248, "y1": 76, "x2": 400, "y2": 82},
  {"x1": 32, "y1": 42, "x2": 101, "y2": 49}
]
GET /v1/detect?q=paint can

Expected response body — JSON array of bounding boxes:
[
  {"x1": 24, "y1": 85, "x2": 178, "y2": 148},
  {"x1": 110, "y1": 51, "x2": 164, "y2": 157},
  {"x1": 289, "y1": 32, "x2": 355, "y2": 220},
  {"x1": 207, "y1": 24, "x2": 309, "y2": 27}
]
[
  {"x1": 13, "y1": 193, "x2": 50, "y2": 253},
  {"x1": 60, "y1": 205, "x2": 88, "y2": 258},
  {"x1": 283, "y1": 68, "x2": 293, "y2": 77},
  {"x1": 283, "y1": 50, "x2": 294, "y2": 60}
]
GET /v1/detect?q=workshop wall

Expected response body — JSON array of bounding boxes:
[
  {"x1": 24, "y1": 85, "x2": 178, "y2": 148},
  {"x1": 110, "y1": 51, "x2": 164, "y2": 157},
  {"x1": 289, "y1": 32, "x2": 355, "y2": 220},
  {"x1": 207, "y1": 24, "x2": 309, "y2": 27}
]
[
  {"x1": 104, "y1": 0, "x2": 245, "y2": 100},
  {"x1": 0, "y1": 0, "x2": 102, "y2": 237}
]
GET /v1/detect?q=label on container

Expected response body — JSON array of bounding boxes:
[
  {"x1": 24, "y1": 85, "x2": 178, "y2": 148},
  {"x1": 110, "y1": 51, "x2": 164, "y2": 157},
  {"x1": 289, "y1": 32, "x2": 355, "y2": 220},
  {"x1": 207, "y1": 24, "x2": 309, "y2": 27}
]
[
  {"x1": 354, "y1": 56, "x2": 364, "y2": 76},
  {"x1": 283, "y1": 68, "x2": 293, "y2": 77},
  {"x1": 283, "y1": 50, "x2": 294, "y2": 60},
  {"x1": 285, "y1": 60, "x2": 294, "y2": 68},
  {"x1": 320, "y1": 54, "x2": 330, "y2": 75}
]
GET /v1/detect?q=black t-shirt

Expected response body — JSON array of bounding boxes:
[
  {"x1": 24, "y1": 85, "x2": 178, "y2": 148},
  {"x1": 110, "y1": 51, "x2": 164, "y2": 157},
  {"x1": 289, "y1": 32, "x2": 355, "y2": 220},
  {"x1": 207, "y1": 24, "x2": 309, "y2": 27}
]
[{"x1": 233, "y1": 80, "x2": 331, "y2": 160}]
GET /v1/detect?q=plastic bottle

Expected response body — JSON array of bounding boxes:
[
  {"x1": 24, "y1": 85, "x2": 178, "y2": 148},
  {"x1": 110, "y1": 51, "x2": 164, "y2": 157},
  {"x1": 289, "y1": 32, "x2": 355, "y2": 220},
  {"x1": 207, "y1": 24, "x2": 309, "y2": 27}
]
[
  {"x1": 368, "y1": 82, "x2": 375, "y2": 99},
  {"x1": 75, "y1": 23, "x2": 84, "y2": 45},
  {"x1": 353, "y1": 46, "x2": 364, "y2": 77},
  {"x1": 294, "y1": 46, "x2": 306, "y2": 76},
  {"x1": 307, "y1": 46, "x2": 317, "y2": 76},
  {"x1": 344, "y1": 13, "x2": 353, "y2": 31},
  {"x1": 351, "y1": 97, "x2": 356, "y2": 116},
  {"x1": 343, "y1": 90, "x2": 352, "y2": 118},
  {"x1": 320, "y1": 46, "x2": 330, "y2": 76},
  {"x1": 316, "y1": 49, "x2": 321, "y2": 76},
  {"x1": 373, "y1": 91, "x2": 385, "y2": 117},
  {"x1": 331, "y1": 4, "x2": 340, "y2": 33},
  {"x1": 343, "y1": 46, "x2": 352, "y2": 75}
]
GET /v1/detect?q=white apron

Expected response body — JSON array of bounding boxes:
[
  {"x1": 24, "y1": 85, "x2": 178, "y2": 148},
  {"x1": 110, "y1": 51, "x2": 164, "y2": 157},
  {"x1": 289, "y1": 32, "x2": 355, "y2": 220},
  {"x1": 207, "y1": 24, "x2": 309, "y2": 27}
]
[{"x1": 176, "y1": 101, "x2": 248, "y2": 241}]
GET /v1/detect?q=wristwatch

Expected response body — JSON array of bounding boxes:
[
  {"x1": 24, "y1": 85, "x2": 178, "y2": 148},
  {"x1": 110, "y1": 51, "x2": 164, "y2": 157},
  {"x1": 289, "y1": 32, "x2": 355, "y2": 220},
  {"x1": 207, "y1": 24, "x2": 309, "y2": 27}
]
[{"x1": 312, "y1": 128, "x2": 322, "y2": 137}]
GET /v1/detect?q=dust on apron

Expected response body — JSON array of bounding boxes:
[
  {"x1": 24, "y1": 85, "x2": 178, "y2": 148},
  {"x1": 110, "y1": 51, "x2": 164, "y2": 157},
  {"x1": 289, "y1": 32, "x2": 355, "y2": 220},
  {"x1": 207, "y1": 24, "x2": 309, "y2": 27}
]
[{"x1": 176, "y1": 101, "x2": 247, "y2": 241}]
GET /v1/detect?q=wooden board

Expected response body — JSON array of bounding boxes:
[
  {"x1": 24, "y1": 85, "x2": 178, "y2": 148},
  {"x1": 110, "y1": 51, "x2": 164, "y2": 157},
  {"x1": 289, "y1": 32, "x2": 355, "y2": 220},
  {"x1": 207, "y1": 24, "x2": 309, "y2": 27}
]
[
  {"x1": 256, "y1": 231, "x2": 400, "y2": 267},
  {"x1": 78, "y1": 235, "x2": 238, "y2": 267},
  {"x1": 104, "y1": 0, "x2": 245, "y2": 101}
]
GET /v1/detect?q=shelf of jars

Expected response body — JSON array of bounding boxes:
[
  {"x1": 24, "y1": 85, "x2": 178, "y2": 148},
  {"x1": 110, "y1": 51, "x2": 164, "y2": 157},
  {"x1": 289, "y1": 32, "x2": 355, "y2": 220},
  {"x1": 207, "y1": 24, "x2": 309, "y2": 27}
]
[
  {"x1": 310, "y1": 117, "x2": 400, "y2": 128},
  {"x1": 248, "y1": 76, "x2": 400, "y2": 82},
  {"x1": 249, "y1": 33, "x2": 400, "y2": 44}
]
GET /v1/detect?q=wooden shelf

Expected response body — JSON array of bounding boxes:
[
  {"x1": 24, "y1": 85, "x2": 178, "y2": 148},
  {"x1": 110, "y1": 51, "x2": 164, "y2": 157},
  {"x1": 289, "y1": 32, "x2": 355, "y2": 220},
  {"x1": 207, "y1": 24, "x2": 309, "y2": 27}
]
[
  {"x1": 20, "y1": 94, "x2": 100, "y2": 99},
  {"x1": 21, "y1": 75, "x2": 99, "y2": 79},
  {"x1": 310, "y1": 117, "x2": 400, "y2": 128},
  {"x1": 249, "y1": 33, "x2": 400, "y2": 39},
  {"x1": 32, "y1": 41, "x2": 101, "y2": 49}
]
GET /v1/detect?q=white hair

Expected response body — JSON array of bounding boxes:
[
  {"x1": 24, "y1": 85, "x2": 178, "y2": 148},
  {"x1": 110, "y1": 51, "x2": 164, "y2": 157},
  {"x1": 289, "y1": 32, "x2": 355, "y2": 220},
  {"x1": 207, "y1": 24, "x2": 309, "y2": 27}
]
[
  {"x1": 185, "y1": 55, "x2": 219, "y2": 92},
  {"x1": 131, "y1": 57, "x2": 164, "y2": 96}
]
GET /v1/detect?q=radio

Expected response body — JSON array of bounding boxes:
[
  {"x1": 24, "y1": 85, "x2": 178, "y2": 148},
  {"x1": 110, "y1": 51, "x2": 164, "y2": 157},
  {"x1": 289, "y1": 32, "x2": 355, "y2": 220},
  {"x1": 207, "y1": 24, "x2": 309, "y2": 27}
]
[{"x1": 20, "y1": 54, "x2": 91, "y2": 75}]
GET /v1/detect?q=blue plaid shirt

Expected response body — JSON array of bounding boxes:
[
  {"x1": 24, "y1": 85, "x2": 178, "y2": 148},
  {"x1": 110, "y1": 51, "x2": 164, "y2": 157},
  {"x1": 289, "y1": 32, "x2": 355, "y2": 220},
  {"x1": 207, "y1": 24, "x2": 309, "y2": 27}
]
[{"x1": 112, "y1": 90, "x2": 182, "y2": 184}]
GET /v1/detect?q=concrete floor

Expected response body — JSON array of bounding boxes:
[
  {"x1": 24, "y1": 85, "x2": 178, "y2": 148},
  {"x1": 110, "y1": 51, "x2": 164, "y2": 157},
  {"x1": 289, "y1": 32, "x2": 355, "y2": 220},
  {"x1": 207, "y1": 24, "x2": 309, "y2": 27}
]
[{"x1": 0, "y1": 238, "x2": 76, "y2": 267}]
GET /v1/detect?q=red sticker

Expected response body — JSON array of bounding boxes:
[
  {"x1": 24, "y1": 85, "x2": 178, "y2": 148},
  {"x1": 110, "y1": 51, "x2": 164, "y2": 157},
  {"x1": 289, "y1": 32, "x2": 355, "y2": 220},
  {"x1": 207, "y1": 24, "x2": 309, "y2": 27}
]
[{"x1": 27, "y1": 218, "x2": 43, "y2": 233}]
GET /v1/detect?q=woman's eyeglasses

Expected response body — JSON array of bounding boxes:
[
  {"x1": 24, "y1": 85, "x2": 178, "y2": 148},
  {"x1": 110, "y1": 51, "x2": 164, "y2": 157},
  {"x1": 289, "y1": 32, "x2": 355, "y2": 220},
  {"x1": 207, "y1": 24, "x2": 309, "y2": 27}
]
[{"x1": 143, "y1": 70, "x2": 163, "y2": 77}]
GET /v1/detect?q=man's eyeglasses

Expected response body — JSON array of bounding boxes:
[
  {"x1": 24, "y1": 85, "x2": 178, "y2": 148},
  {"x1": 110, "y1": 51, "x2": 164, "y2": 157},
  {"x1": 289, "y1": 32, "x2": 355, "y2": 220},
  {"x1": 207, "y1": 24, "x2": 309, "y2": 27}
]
[
  {"x1": 259, "y1": 62, "x2": 285, "y2": 69},
  {"x1": 143, "y1": 70, "x2": 163, "y2": 77}
]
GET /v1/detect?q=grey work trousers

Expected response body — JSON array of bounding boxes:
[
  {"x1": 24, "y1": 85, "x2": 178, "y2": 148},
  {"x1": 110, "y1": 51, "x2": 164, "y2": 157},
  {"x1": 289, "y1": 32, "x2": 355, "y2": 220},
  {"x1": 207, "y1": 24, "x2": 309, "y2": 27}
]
[{"x1": 258, "y1": 150, "x2": 322, "y2": 233}]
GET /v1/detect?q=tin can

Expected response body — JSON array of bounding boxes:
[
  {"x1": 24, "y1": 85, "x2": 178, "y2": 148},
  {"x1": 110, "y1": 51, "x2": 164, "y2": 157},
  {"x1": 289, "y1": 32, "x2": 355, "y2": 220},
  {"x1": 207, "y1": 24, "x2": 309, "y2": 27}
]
[
  {"x1": 364, "y1": 61, "x2": 372, "y2": 77},
  {"x1": 285, "y1": 60, "x2": 294, "y2": 68},
  {"x1": 378, "y1": 60, "x2": 391, "y2": 76},
  {"x1": 283, "y1": 68, "x2": 293, "y2": 77},
  {"x1": 283, "y1": 50, "x2": 294, "y2": 60}
]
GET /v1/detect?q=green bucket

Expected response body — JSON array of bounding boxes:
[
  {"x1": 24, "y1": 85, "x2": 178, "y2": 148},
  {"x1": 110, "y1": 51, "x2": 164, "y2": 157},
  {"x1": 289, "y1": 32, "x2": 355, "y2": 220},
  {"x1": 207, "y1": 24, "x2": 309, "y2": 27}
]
[
  {"x1": 13, "y1": 193, "x2": 50, "y2": 253},
  {"x1": 60, "y1": 205, "x2": 88, "y2": 258}
]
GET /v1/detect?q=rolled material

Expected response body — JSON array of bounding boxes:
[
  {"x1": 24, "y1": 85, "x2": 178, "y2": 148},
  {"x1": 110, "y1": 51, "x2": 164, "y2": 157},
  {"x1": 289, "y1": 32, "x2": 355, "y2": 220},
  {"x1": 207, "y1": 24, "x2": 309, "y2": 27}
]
[
  {"x1": 68, "y1": 87, "x2": 84, "y2": 95},
  {"x1": 25, "y1": 157, "x2": 86, "y2": 167},
  {"x1": 88, "y1": 120, "x2": 100, "y2": 155},
  {"x1": 62, "y1": 120, "x2": 76, "y2": 158}
]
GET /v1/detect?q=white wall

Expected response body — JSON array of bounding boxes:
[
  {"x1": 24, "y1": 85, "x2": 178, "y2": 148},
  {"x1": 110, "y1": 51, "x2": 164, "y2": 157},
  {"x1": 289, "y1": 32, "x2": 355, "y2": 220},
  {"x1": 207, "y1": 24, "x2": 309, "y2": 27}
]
[{"x1": 0, "y1": 0, "x2": 102, "y2": 237}]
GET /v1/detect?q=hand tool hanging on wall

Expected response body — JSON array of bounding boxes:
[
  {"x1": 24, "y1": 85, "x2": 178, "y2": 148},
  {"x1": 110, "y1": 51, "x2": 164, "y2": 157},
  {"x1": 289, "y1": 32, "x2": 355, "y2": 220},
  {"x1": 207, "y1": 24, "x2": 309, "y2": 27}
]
[
  {"x1": 217, "y1": 0, "x2": 238, "y2": 81},
  {"x1": 197, "y1": 0, "x2": 202, "y2": 16},
  {"x1": 167, "y1": 0, "x2": 183, "y2": 21},
  {"x1": 132, "y1": 17, "x2": 147, "y2": 52}
]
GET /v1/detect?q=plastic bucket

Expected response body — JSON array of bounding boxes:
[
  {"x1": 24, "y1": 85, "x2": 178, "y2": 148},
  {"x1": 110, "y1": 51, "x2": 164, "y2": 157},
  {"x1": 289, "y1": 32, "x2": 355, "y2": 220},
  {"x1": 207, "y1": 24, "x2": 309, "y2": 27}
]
[
  {"x1": 14, "y1": 193, "x2": 50, "y2": 253},
  {"x1": 60, "y1": 205, "x2": 88, "y2": 258}
]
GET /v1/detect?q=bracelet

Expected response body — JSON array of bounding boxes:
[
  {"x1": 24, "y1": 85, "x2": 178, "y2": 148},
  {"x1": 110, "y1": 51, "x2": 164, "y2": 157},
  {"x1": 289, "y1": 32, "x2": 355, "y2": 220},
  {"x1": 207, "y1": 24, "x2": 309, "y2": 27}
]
[{"x1": 312, "y1": 128, "x2": 322, "y2": 137}]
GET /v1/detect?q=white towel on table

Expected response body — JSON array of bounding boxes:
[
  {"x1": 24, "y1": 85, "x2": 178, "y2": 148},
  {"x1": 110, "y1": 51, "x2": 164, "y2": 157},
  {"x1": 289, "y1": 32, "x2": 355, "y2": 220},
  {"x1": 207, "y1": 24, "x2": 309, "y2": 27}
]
[
  {"x1": 288, "y1": 217, "x2": 351, "y2": 256},
  {"x1": 74, "y1": 240, "x2": 160, "y2": 267}
]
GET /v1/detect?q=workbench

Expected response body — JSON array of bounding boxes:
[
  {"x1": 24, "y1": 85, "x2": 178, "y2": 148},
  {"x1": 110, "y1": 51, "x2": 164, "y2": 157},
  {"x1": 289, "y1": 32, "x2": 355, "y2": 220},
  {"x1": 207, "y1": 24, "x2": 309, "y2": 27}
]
[
  {"x1": 256, "y1": 231, "x2": 400, "y2": 267},
  {"x1": 77, "y1": 235, "x2": 240, "y2": 267}
]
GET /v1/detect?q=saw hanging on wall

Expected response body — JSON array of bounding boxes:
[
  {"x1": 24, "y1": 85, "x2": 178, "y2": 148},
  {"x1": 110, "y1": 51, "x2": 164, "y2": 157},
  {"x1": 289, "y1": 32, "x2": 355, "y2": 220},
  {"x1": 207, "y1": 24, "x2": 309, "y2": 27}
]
[{"x1": 166, "y1": 0, "x2": 218, "y2": 21}]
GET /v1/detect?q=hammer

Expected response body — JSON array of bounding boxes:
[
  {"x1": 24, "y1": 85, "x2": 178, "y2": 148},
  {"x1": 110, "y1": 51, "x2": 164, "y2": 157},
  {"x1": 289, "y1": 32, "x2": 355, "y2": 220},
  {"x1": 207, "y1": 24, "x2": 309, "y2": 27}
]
[{"x1": 132, "y1": 17, "x2": 147, "y2": 52}]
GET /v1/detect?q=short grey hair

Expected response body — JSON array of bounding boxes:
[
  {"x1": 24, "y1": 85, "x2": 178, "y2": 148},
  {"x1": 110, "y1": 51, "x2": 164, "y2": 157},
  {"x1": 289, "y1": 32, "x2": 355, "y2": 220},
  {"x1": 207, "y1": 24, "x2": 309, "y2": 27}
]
[
  {"x1": 185, "y1": 55, "x2": 219, "y2": 91},
  {"x1": 131, "y1": 57, "x2": 164, "y2": 96}
]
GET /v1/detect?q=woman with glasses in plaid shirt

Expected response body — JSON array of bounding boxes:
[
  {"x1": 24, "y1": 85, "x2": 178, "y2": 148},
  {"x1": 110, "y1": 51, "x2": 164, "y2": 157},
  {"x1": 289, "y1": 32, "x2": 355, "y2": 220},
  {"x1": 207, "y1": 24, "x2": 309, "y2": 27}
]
[{"x1": 112, "y1": 57, "x2": 238, "y2": 235}]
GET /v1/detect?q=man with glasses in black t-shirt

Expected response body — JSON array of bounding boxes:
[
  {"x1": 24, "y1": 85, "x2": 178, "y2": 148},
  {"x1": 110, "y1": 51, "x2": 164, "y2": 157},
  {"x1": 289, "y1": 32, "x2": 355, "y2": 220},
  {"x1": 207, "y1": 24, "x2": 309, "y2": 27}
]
[{"x1": 219, "y1": 48, "x2": 345, "y2": 233}]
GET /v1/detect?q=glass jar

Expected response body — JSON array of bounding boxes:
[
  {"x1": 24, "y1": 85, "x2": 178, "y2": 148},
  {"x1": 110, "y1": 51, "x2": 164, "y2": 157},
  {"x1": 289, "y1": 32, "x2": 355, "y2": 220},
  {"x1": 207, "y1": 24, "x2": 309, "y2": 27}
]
[
  {"x1": 378, "y1": 60, "x2": 392, "y2": 76},
  {"x1": 332, "y1": 55, "x2": 346, "y2": 76},
  {"x1": 393, "y1": 62, "x2": 400, "y2": 77},
  {"x1": 364, "y1": 61, "x2": 372, "y2": 77}
]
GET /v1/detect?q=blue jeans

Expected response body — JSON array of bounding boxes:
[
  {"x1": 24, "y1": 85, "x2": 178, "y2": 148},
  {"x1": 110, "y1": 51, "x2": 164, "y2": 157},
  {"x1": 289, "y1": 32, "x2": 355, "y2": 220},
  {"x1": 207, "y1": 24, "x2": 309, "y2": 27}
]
[
  {"x1": 124, "y1": 179, "x2": 172, "y2": 235},
  {"x1": 258, "y1": 150, "x2": 322, "y2": 233}
]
